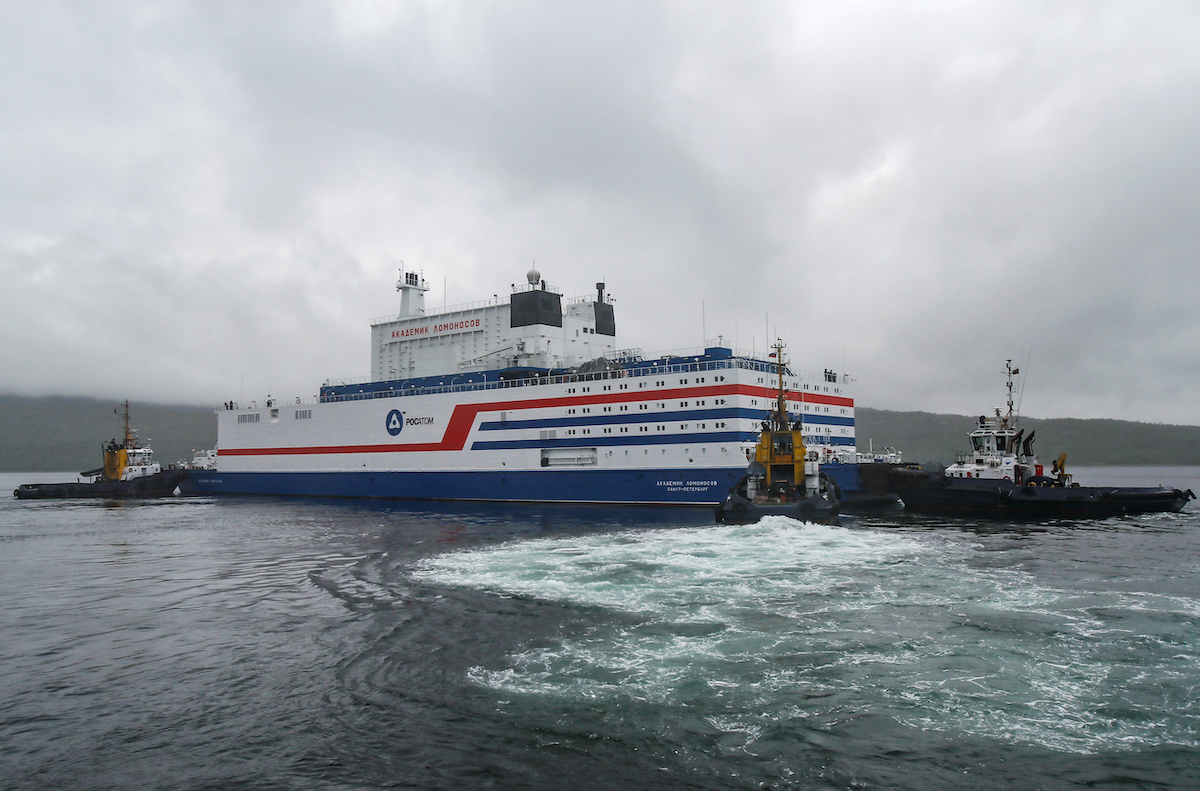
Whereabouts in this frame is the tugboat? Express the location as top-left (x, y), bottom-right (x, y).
top-left (715, 341), bottom-right (839, 524)
top-left (886, 361), bottom-right (1195, 518)
top-left (14, 401), bottom-right (187, 500)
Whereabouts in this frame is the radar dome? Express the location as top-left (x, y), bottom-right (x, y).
top-left (526, 268), bottom-right (541, 286)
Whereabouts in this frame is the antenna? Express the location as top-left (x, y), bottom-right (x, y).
top-left (1004, 359), bottom-right (1023, 424)
top-left (1016, 348), bottom-right (1032, 416)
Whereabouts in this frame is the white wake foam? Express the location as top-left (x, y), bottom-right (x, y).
top-left (413, 517), bottom-right (1200, 754)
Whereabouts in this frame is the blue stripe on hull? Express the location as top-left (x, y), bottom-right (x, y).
top-left (820, 462), bottom-right (859, 494)
top-left (182, 467), bottom-right (750, 505)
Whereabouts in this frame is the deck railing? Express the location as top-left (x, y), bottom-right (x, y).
top-left (228, 355), bottom-right (854, 410)
top-left (316, 357), bottom-right (771, 404)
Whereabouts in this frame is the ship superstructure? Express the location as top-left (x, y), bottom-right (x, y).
top-left (371, 268), bottom-right (617, 382)
top-left (186, 268), bottom-right (861, 504)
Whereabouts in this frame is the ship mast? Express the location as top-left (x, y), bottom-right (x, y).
top-left (395, 263), bottom-right (429, 318)
top-left (117, 400), bottom-right (133, 447)
top-left (1004, 359), bottom-right (1019, 427)
top-left (773, 340), bottom-right (789, 431)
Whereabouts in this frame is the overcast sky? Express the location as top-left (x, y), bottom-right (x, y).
top-left (3, 0), bottom-right (1199, 425)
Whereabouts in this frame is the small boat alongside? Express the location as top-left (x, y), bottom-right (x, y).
top-left (715, 342), bottom-right (839, 524)
top-left (885, 362), bottom-right (1195, 518)
top-left (14, 401), bottom-right (187, 500)
top-left (180, 448), bottom-right (218, 470)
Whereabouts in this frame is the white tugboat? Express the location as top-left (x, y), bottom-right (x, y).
top-left (941, 360), bottom-right (1057, 485)
top-left (887, 361), bottom-right (1195, 518)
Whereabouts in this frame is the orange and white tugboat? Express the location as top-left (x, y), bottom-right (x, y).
top-left (887, 361), bottom-right (1195, 518)
top-left (715, 341), bottom-right (839, 524)
top-left (14, 401), bottom-right (187, 499)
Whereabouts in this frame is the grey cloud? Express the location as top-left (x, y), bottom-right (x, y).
top-left (2, 1), bottom-right (1198, 424)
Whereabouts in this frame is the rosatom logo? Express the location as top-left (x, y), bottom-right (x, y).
top-left (385, 409), bottom-right (404, 436)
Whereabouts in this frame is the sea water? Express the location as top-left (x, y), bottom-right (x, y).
top-left (2, 468), bottom-right (1198, 790)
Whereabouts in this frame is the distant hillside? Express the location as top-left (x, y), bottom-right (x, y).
top-left (3, 395), bottom-right (1197, 472)
top-left (0, 395), bottom-right (216, 472)
top-left (856, 407), bottom-right (1200, 467)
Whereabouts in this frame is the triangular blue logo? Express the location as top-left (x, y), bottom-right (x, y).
top-left (385, 409), bottom-right (404, 436)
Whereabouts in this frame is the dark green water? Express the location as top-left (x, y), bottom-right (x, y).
top-left (3, 468), bottom-right (1198, 790)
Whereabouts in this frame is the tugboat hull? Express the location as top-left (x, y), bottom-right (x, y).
top-left (715, 491), bottom-right (839, 524)
top-left (888, 469), bottom-right (1194, 519)
top-left (14, 471), bottom-right (187, 500)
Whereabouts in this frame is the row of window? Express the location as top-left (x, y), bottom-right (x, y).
top-left (752, 375), bottom-right (841, 395)
top-left (565, 374), bottom-right (731, 395)
top-left (566, 398), bottom-right (731, 415)
top-left (239, 410), bottom-right (312, 422)
top-left (601, 447), bottom-right (727, 457)
top-left (564, 421), bottom-right (733, 436)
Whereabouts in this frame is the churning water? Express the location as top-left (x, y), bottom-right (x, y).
top-left (3, 468), bottom-right (1199, 790)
